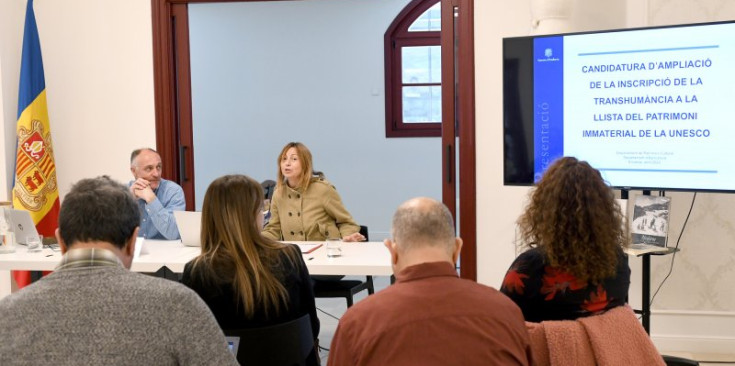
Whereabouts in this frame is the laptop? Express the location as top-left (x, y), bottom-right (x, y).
top-left (7, 209), bottom-right (54, 245)
top-left (173, 211), bottom-right (202, 247)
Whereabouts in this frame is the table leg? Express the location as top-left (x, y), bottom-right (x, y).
top-left (0, 270), bottom-right (12, 300)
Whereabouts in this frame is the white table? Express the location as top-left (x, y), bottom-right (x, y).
top-left (0, 240), bottom-right (392, 299)
top-left (0, 240), bottom-right (198, 273)
top-left (290, 241), bottom-right (393, 276)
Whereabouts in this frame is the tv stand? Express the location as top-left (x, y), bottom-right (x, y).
top-left (629, 247), bottom-right (678, 333)
top-left (621, 189), bottom-right (698, 366)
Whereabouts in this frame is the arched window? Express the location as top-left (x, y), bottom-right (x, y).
top-left (384, 0), bottom-right (441, 137)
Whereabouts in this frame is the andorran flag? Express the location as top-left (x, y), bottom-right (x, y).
top-left (12, 0), bottom-right (60, 289)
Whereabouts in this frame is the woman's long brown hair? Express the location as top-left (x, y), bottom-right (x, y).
top-left (190, 174), bottom-right (302, 318)
top-left (517, 157), bottom-right (629, 283)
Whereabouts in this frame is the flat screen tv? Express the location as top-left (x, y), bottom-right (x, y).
top-left (503, 21), bottom-right (735, 192)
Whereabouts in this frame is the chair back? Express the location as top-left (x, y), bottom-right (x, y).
top-left (224, 314), bottom-right (314, 366)
top-left (526, 306), bottom-right (665, 366)
top-left (261, 180), bottom-right (277, 200)
top-left (359, 225), bottom-right (369, 241)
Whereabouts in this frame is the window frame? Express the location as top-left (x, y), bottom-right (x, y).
top-left (384, 0), bottom-right (442, 138)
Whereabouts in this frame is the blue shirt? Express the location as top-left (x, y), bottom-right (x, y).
top-left (129, 178), bottom-right (185, 240)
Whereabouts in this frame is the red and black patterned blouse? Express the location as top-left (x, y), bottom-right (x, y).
top-left (500, 247), bottom-right (630, 322)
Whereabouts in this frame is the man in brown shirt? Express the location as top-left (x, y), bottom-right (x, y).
top-left (328, 197), bottom-right (532, 366)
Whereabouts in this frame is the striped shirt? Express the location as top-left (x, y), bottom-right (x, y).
top-left (56, 248), bottom-right (122, 270)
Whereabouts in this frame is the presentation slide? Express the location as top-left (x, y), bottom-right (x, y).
top-left (532, 23), bottom-right (735, 190)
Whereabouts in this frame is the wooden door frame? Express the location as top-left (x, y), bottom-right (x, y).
top-left (441, 0), bottom-right (475, 280)
top-left (150, 0), bottom-right (476, 280)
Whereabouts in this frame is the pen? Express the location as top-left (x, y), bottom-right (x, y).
top-left (308, 257), bottom-right (314, 261)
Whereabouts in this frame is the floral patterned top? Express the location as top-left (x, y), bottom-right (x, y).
top-left (500, 247), bottom-right (630, 322)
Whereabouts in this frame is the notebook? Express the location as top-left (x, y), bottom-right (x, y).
top-left (173, 211), bottom-right (202, 247)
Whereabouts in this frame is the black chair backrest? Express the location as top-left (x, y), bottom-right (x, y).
top-left (223, 314), bottom-right (313, 366)
top-left (261, 180), bottom-right (276, 200)
top-left (359, 225), bottom-right (369, 241)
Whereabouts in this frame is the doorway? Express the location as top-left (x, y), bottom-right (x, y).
top-left (150, 0), bottom-right (476, 280)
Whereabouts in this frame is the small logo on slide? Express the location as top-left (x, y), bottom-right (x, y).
top-left (536, 48), bottom-right (560, 63)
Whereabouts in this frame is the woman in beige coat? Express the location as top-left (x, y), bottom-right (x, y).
top-left (262, 142), bottom-right (365, 243)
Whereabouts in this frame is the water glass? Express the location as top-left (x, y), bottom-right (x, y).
top-left (326, 238), bottom-right (342, 258)
top-left (27, 235), bottom-right (42, 252)
top-left (0, 230), bottom-right (15, 254)
top-left (0, 207), bottom-right (15, 254)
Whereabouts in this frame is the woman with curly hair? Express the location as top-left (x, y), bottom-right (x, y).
top-left (500, 157), bottom-right (631, 322)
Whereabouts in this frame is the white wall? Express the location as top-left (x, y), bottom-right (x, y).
top-left (0, 0), bottom-right (156, 203)
top-left (640, 0), bottom-right (735, 355)
top-left (188, 0), bottom-right (441, 239)
top-left (0, 60), bottom-right (7, 201)
top-left (0, 0), bottom-right (26, 201)
top-left (475, 0), bottom-right (533, 293)
top-left (476, 0), bottom-right (628, 286)
top-left (476, 0), bottom-right (735, 356)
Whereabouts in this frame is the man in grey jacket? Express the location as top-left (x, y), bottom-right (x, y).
top-left (0, 176), bottom-right (237, 365)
